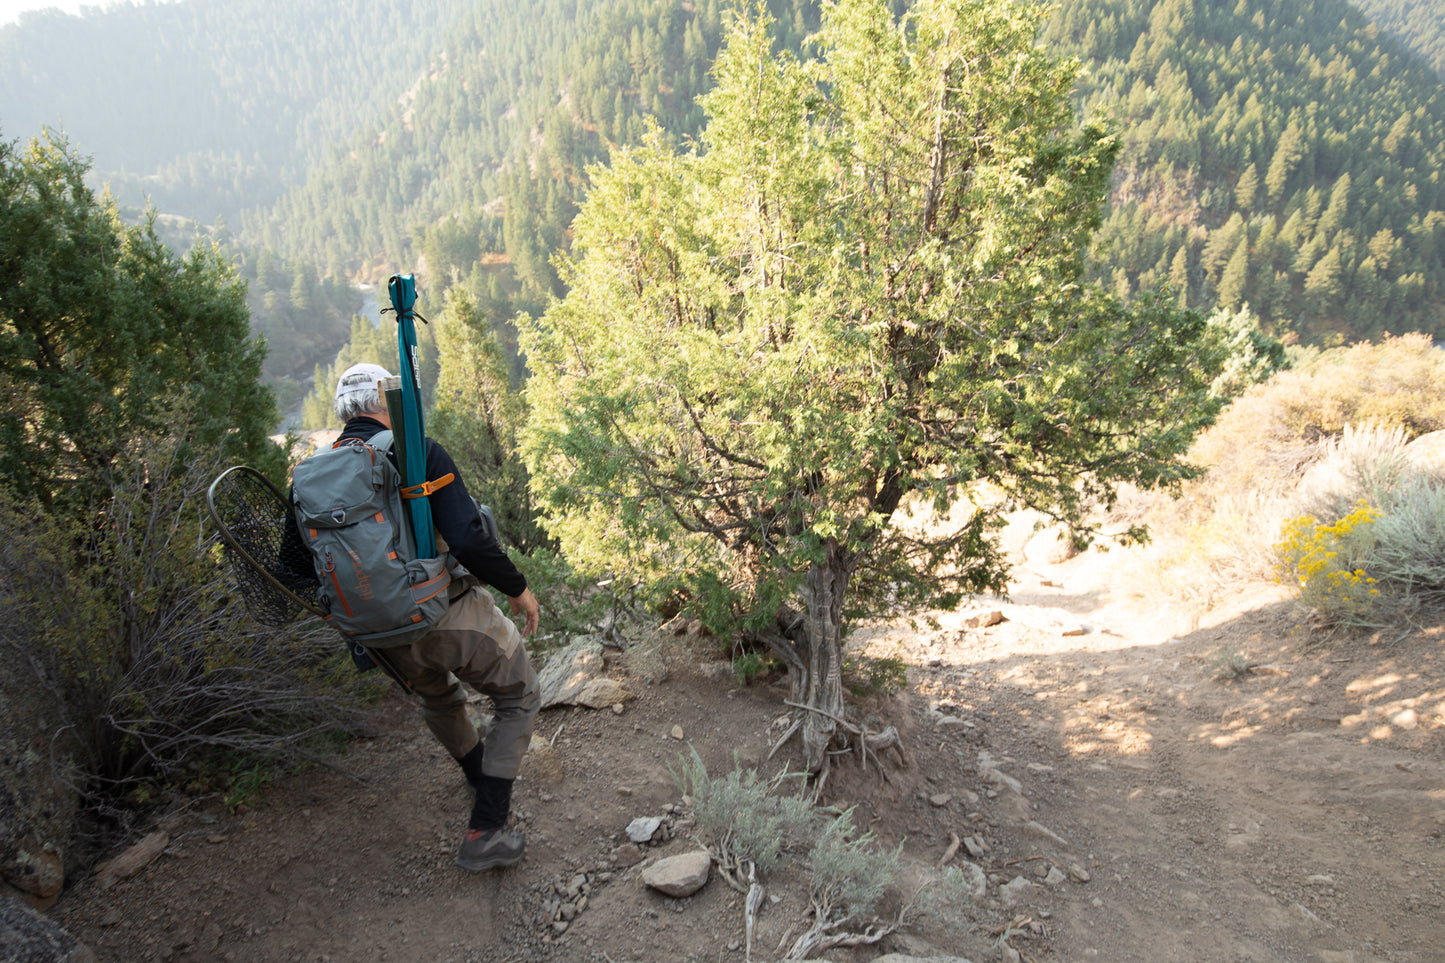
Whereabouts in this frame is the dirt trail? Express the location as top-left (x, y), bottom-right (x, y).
top-left (51, 544), bottom-right (1445, 963)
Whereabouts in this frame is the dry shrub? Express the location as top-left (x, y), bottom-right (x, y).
top-left (1120, 334), bottom-right (1445, 622)
top-left (0, 432), bottom-right (377, 841)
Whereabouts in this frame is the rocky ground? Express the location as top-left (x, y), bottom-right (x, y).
top-left (36, 540), bottom-right (1445, 963)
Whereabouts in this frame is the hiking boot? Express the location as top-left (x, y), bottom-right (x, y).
top-left (455, 828), bottom-right (525, 872)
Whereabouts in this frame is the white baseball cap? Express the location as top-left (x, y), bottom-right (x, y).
top-left (334, 362), bottom-right (392, 401)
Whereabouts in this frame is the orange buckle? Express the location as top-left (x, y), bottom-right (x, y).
top-left (400, 473), bottom-right (455, 499)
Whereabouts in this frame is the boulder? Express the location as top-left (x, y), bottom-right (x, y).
top-left (0, 893), bottom-right (96, 962)
top-left (1, 660), bottom-right (81, 911)
top-left (641, 850), bottom-right (711, 897)
top-left (536, 636), bottom-right (606, 709)
top-left (575, 678), bottom-right (634, 709)
top-left (1405, 430), bottom-right (1445, 474)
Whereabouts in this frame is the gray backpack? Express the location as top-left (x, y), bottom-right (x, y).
top-left (290, 430), bottom-right (452, 648)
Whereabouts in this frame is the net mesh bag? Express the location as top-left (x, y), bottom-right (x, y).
top-left (207, 466), bottom-right (320, 626)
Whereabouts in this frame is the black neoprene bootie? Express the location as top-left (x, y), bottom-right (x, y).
top-left (455, 742), bottom-right (485, 794)
top-left (469, 773), bottom-right (513, 831)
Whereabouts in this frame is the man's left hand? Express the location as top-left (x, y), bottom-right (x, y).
top-left (509, 588), bottom-right (540, 637)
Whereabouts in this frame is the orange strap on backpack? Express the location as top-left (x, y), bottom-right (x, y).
top-left (400, 473), bottom-right (454, 499)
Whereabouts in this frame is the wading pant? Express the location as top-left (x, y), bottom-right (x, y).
top-left (380, 586), bottom-right (539, 779)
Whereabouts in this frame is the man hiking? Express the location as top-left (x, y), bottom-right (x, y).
top-left (295, 361), bottom-right (541, 872)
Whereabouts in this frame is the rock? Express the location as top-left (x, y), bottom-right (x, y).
top-left (1305, 874), bottom-right (1336, 887)
top-left (1290, 903), bottom-right (1322, 923)
top-left (950, 861), bottom-right (987, 900)
top-left (962, 836), bottom-right (987, 859)
top-left (1002, 947), bottom-right (1023, 963)
top-left (871, 955), bottom-right (976, 963)
top-left (1025, 524), bottom-right (1077, 564)
top-left (4, 838), bottom-right (63, 901)
top-left (0, 893), bottom-right (97, 962)
top-left (1043, 866), bottom-right (1068, 887)
top-left (671, 725), bottom-right (685, 740)
top-left (1391, 709), bottom-right (1419, 730)
top-left (700, 662), bottom-right (734, 682)
top-left (520, 734), bottom-right (564, 786)
top-left (611, 843), bottom-right (645, 867)
top-left (1404, 430), bottom-right (1445, 474)
top-left (94, 831), bottom-right (168, 890)
top-left (536, 636), bottom-right (606, 709)
top-left (641, 850), bottom-right (711, 897)
top-left (980, 767), bottom-right (1023, 795)
top-left (575, 678), bottom-right (634, 709)
top-left (999, 876), bottom-right (1035, 906)
top-left (929, 793), bottom-right (952, 808)
top-left (0, 669), bottom-right (82, 911)
top-left (963, 610), bottom-right (1005, 629)
top-left (626, 816), bottom-right (663, 843)
top-left (1068, 863), bottom-right (1091, 883)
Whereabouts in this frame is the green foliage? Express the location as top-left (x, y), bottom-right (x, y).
top-left (507, 546), bottom-right (626, 649)
top-left (1204, 304), bottom-right (1289, 399)
top-left (732, 650), bottom-right (781, 685)
top-left (0, 0), bottom-right (477, 229)
top-left (222, 759), bottom-right (274, 813)
top-left (1206, 645), bottom-right (1251, 681)
top-left (0, 132), bottom-right (284, 510)
top-left (842, 654), bottom-right (908, 697)
top-left (805, 808), bottom-right (899, 920)
top-left (521, 0), bottom-right (1224, 685)
top-left (429, 288), bottom-right (550, 553)
top-left (671, 748), bottom-right (814, 876)
top-left (1045, 0), bottom-right (1445, 342)
top-left (1348, 0), bottom-right (1445, 76)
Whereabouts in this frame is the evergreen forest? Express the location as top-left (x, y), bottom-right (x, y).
top-left (2, 0), bottom-right (1443, 411)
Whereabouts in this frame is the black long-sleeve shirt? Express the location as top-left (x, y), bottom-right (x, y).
top-left (285, 417), bottom-right (527, 599)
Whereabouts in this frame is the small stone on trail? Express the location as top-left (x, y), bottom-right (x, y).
top-left (963, 836), bottom-right (987, 858)
top-left (929, 793), bottom-right (952, 807)
top-left (641, 850), bottom-right (711, 897)
top-left (626, 816), bottom-right (663, 843)
top-left (611, 843), bottom-right (644, 867)
top-left (1000, 876), bottom-right (1035, 906)
top-left (1044, 866), bottom-right (1068, 887)
top-left (671, 725), bottom-right (685, 740)
top-left (612, 703), bottom-right (625, 715)
top-left (964, 610), bottom-right (1005, 629)
top-left (1068, 863), bottom-right (1091, 883)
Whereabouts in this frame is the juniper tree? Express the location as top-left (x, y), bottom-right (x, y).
top-left (520, 0), bottom-right (1225, 778)
top-left (0, 131), bottom-right (282, 510)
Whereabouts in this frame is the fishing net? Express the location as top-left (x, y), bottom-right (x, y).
top-left (206, 466), bottom-right (321, 626)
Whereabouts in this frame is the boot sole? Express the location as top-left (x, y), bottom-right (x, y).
top-left (455, 846), bottom-right (524, 872)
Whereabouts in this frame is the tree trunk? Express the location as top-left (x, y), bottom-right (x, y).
top-left (796, 539), bottom-right (851, 774)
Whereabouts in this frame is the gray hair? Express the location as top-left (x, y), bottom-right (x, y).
top-left (334, 385), bottom-right (385, 422)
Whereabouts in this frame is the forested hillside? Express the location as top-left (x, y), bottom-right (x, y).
top-left (1346, 0), bottom-right (1445, 76)
top-left (1044, 0), bottom-right (1445, 342)
top-left (4, 0), bottom-right (1444, 392)
top-left (0, 0), bottom-right (474, 225)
